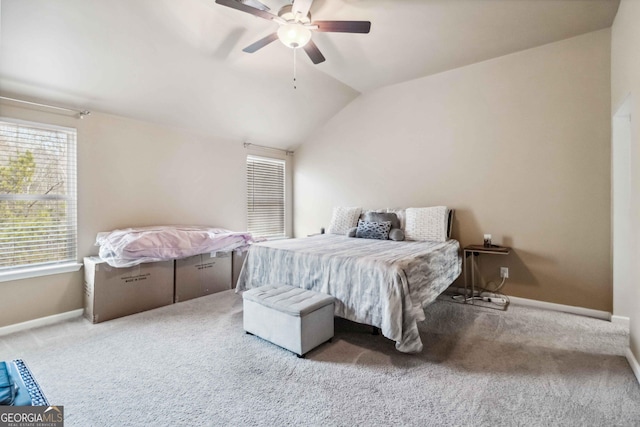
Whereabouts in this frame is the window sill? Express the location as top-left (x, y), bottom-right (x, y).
top-left (0, 262), bottom-right (83, 283)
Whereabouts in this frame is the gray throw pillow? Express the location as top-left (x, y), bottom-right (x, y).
top-left (364, 212), bottom-right (400, 230)
top-left (389, 228), bottom-right (405, 241)
top-left (346, 227), bottom-right (357, 237)
top-left (364, 212), bottom-right (404, 241)
top-left (355, 220), bottom-right (391, 240)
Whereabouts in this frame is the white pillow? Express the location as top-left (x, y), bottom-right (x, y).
top-left (327, 207), bottom-right (362, 235)
top-left (404, 206), bottom-right (449, 242)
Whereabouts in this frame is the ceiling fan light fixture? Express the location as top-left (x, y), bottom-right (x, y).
top-left (277, 23), bottom-right (311, 48)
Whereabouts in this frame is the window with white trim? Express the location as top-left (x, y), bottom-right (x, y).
top-left (246, 155), bottom-right (285, 239)
top-left (0, 118), bottom-right (77, 272)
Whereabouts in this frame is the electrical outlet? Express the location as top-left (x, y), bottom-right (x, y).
top-left (500, 267), bottom-right (509, 278)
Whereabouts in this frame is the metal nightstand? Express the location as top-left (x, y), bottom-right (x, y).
top-left (463, 244), bottom-right (511, 305)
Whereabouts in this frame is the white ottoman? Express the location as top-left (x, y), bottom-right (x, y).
top-left (243, 285), bottom-right (335, 357)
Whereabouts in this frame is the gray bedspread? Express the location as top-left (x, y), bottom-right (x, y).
top-left (236, 234), bottom-right (462, 353)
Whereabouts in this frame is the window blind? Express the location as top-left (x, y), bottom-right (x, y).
top-left (247, 155), bottom-right (285, 239)
top-left (0, 119), bottom-right (77, 271)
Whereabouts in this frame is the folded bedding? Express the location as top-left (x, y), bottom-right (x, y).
top-left (96, 225), bottom-right (257, 267)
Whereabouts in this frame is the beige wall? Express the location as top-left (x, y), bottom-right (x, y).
top-left (0, 102), bottom-right (283, 327)
top-left (611, 0), bottom-right (640, 364)
top-left (294, 30), bottom-right (612, 311)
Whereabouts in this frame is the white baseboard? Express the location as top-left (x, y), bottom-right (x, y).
top-left (611, 315), bottom-right (631, 329)
top-left (0, 309), bottom-right (84, 337)
top-left (626, 347), bottom-right (640, 386)
top-left (508, 296), bottom-right (611, 321)
top-left (445, 287), bottom-right (612, 320)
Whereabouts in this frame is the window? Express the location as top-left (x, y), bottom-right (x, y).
top-left (246, 155), bottom-right (285, 239)
top-left (0, 118), bottom-right (77, 274)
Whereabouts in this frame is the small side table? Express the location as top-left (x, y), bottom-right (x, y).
top-left (463, 244), bottom-right (511, 304)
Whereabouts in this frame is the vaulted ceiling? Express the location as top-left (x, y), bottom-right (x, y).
top-left (0, 0), bottom-right (619, 149)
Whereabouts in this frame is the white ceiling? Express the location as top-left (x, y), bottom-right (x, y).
top-left (0, 0), bottom-right (619, 149)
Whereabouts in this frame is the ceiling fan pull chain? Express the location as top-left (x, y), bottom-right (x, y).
top-left (293, 46), bottom-right (297, 89)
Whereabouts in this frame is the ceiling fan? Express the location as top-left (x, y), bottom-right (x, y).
top-left (215, 0), bottom-right (371, 64)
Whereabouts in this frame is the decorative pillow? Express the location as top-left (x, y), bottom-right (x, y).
top-left (404, 206), bottom-right (449, 242)
top-left (355, 220), bottom-right (391, 240)
top-left (327, 207), bottom-right (362, 235)
top-left (389, 228), bottom-right (405, 241)
top-left (363, 212), bottom-right (400, 230)
top-left (358, 209), bottom-right (386, 220)
top-left (364, 212), bottom-right (404, 241)
top-left (386, 208), bottom-right (406, 230)
top-left (347, 227), bottom-right (357, 237)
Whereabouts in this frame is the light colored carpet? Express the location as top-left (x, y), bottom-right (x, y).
top-left (1, 290), bottom-right (639, 426)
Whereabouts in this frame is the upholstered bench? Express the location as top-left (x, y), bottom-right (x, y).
top-left (242, 285), bottom-right (335, 357)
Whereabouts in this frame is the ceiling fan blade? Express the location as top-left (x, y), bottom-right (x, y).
top-left (238, 0), bottom-right (270, 11)
top-left (313, 20), bottom-right (371, 34)
top-left (215, 0), bottom-right (278, 21)
top-left (303, 40), bottom-right (325, 64)
top-left (242, 33), bottom-right (279, 53)
top-left (292, 0), bottom-right (313, 20)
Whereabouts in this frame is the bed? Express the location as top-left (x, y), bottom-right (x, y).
top-left (236, 233), bottom-right (462, 353)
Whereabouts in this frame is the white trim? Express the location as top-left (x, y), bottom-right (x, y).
top-left (506, 296), bottom-right (611, 320)
top-left (0, 262), bottom-right (82, 283)
top-left (613, 92), bottom-right (632, 118)
top-left (626, 347), bottom-right (640, 386)
top-left (611, 315), bottom-right (631, 328)
top-left (0, 308), bottom-right (84, 337)
top-left (445, 287), bottom-right (612, 320)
